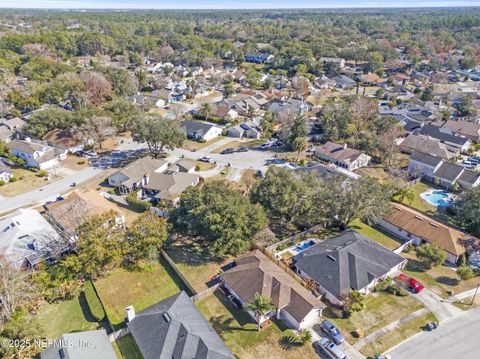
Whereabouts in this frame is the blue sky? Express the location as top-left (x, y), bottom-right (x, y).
top-left (2, 0), bottom-right (480, 8)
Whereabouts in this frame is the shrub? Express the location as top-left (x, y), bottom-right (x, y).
top-left (457, 253), bottom-right (467, 267)
top-left (352, 329), bottom-right (365, 338)
top-left (0, 180), bottom-right (5, 186)
top-left (457, 266), bottom-right (475, 281)
top-left (36, 170), bottom-right (48, 177)
top-left (9, 176), bottom-right (17, 182)
top-left (77, 160), bottom-right (86, 165)
top-left (374, 277), bottom-right (392, 292)
top-left (28, 167), bottom-right (39, 172)
top-left (126, 191), bottom-right (151, 212)
top-left (195, 164), bottom-right (200, 171)
top-left (403, 243), bottom-right (415, 253)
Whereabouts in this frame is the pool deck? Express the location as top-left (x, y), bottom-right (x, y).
top-left (420, 189), bottom-right (455, 207)
top-left (275, 238), bottom-right (320, 259)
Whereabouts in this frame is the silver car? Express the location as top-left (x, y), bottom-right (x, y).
top-left (316, 338), bottom-right (347, 359)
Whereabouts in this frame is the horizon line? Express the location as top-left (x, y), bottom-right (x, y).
top-left (2, 5), bottom-right (480, 10)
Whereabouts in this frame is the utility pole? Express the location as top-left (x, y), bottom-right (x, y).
top-left (471, 283), bottom-right (480, 306)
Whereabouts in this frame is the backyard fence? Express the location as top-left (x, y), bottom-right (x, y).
top-left (160, 249), bottom-right (197, 295)
top-left (191, 283), bottom-right (220, 303)
top-left (266, 220), bottom-right (331, 252)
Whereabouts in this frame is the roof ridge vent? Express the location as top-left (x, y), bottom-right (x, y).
top-left (414, 215), bottom-right (423, 220)
top-left (429, 222), bottom-right (439, 228)
top-left (163, 312), bottom-right (171, 323)
top-left (327, 255), bottom-right (336, 261)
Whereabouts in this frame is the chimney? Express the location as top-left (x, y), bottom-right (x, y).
top-left (143, 173), bottom-right (150, 185)
top-left (126, 305), bottom-right (135, 322)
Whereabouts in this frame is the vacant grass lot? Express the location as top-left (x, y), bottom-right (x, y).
top-left (112, 334), bottom-right (143, 359)
top-left (94, 259), bottom-right (189, 327)
top-left (166, 240), bottom-right (231, 293)
top-left (0, 168), bottom-right (61, 197)
top-left (349, 219), bottom-right (401, 250)
top-left (196, 292), bottom-right (319, 359)
top-left (325, 292), bottom-right (423, 344)
top-left (32, 294), bottom-right (100, 340)
top-left (359, 312), bottom-right (437, 357)
top-left (402, 252), bottom-right (480, 299)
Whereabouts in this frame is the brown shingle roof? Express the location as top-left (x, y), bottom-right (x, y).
top-left (382, 203), bottom-right (467, 256)
top-left (315, 141), bottom-right (365, 165)
top-left (221, 250), bottom-right (325, 322)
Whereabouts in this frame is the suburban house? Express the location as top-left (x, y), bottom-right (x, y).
top-left (42, 128), bottom-right (88, 152)
top-left (416, 124), bottom-right (471, 152)
top-left (40, 330), bottom-right (116, 359)
top-left (0, 208), bottom-right (62, 269)
top-left (378, 203), bottom-right (468, 264)
top-left (0, 117), bottom-right (26, 142)
top-left (399, 134), bottom-right (459, 160)
top-left (245, 53), bottom-right (274, 64)
top-left (441, 120), bottom-right (480, 143)
top-left (211, 103), bottom-right (238, 120)
top-left (292, 230), bottom-right (406, 305)
top-left (107, 156), bottom-right (169, 194)
top-left (227, 117), bottom-right (262, 139)
top-left (182, 120), bottom-right (223, 142)
top-left (44, 189), bottom-right (125, 236)
top-left (0, 160), bottom-right (13, 183)
top-left (126, 291), bottom-right (234, 359)
top-left (315, 142), bottom-right (371, 171)
top-left (319, 57), bottom-right (346, 68)
top-left (332, 75), bottom-right (356, 89)
top-left (408, 151), bottom-right (480, 188)
top-left (221, 250), bottom-right (326, 330)
top-left (142, 170), bottom-right (200, 206)
top-left (8, 139), bottom-right (67, 170)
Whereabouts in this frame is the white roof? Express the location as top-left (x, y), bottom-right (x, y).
top-left (0, 208), bottom-right (60, 268)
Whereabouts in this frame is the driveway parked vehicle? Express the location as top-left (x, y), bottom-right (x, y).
top-left (396, 273), bottom-right (425, 293)
top-left (320, 319), bottom-right (345, 344)
top-left (198, 156), bottom-right (214, 163)
top-left (236, 146), bottom-right (249, 152)
top-left (315, 338), bottom-right (346, 359)
top-left (221, 148), bottom-right (235, 154)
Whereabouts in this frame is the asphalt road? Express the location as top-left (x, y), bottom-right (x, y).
top-left (387, 308), bottom-right (480, 359)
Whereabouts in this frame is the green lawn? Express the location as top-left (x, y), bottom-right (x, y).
top-left (325, 292), bottom-right (423, 344)
top-left (393, 182), bottom-right (437, 214)
top-left (196, 292), bottom-right (319, 359)
top-left (94, 259), bottom-right (189, 328)
top-left (181, 136), bottom-right (225, 151)
top-left (359, 312), bottom-right (437, 357)
top-left (32, 294), bottom-right (100, 339)
top-left (402, 252), bottom-right (480, 299)
top-left (112, 334), bottom-right (144, 359)
top-left (165, 241), bottom-right (231, 293)
top-left (349, 219), bottom-right (401, 250)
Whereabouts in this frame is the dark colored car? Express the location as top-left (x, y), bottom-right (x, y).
top-left (221, 148), bottom-right (235, 154)
top-left (236, 146), bottom-right (249, 152)
top-left (320, 319), bottom-right (345, 344)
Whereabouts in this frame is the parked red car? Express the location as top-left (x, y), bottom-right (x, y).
top-left (396, 273), bottom-right (425, 293)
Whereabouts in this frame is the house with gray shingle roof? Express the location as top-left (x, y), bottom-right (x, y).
top-left (315, 141), bottom-right (371, 171)
top-left (408, 151), bottom-right (480, 189)
top-left (107, 156), bottom-right (169, 194)
top-left (127, 291), bottom-right (234, 359)
top-left (40, 330), bottom-right (116, 359)
top-left (292, 230), bottom-right (406, 305)
top-left (7, 139), bottom-right (67, 170)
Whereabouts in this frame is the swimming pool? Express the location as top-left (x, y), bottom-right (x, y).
top-left (290, 240), bottom-right (317, 255)
top-left (420, 190), bottom-right (453, 207)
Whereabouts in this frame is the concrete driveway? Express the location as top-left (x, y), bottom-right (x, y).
top-left (309, 322), bottom-right (365, 359)
top-left (407, 286), bottom-right (463, 322)
top-left (387, 308), bottom-right (477, 359)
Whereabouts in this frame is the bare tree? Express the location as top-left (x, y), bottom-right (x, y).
top-left (291, 76), bottom-right (310, 99)
top-left (79, 71), bottom-right (112, 106)
top-left (45, 198), bottom-right (91, 245)
top-left (349, 96), bottom-right (378, 145)
top-left (80, 116), bottom-right (115, 150)
top-left (150, 44), bottom-right (174, 63)
top-left (0, 256), bottom-right (35, 324)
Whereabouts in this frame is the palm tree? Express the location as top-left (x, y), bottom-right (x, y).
top-left (247, 293), bottom-right (275, 331)
top-left (200, 103), bottom-right (211, 122)
top-left (292, 136), bottom-right (308, 162)
top-left (298, 329), bottom-right (312, 345)
top-left (393, 186), bottom-right (415, 205)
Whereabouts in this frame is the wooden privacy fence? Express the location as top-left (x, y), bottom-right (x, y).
top-left (160, 248), bottom-right (197, 295)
